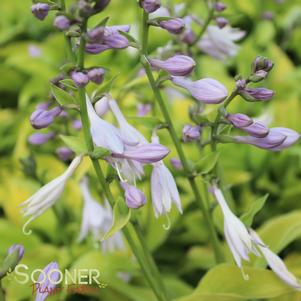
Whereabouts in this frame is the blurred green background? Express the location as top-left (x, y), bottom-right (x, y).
top-left (1, 0), bottom-right (301, 300)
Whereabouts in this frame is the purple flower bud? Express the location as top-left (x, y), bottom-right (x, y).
top-left (252, 56), bottom-right (274, 73)
top-left (8, 244), bottom-right (25, 261)
top-left (113, 143), bottom-right (170, 164)
top-left (137, 103), bottom-right (152, 117)
top-left (87, 68), bottom-right (105, 84)
top-left (268, 128), bottom-right (300, 151)
top-left (87, 27), bottom-right (105, 43)
top-left (31, 3), bottom-right (50, 20)
top-left (56, 147), bottom-right (74, 161)
top-left (95, 97), bottom-right (110, 116)
top-left (182, 125), bottom-right (201, 142)
top-left (226, 113), bottom-right (253, 128)
top-left (181, 29), bottom-right (196, 45)
top-left (149, 55), bottom-right (196, 76)
top-left (215, 17), bottom-right (228, 29)
top-left (249, 70), bottom-right (268, 83)
top-left (85, 43), bottom-right (110, 54)
top-left (28, 132), bottom-right (55, 145)
top-left (235, 79), bottom-right (247, 89)
top-left (170, 158), bottom-right (182, 170)
top-left (241, 122), bottom-right (269, 138)
top-left (159, 18), bottom-right (185, 34)
top-left (172, 76), bottom-right (228, 104)
top-left (54, 16), bottom-right (71, 31)
top-left (30, 107), bottom-right (62, 129)
top-left (239, 87), bottom-right (274, 102)
top-left (103, 31), bottom-right (129, 49)
top-left (71, 71), bottom-right (89, 87)
top-left (94, 0), bottom-right (111, 12)
top-left (72, 119), bottom-right (82, 130)
top-left (121, 182), bottom-right (147, 209)
top-left (140, 0), bottom-right (161, 13)
top-left (215, 2), bottom-right (227, 11)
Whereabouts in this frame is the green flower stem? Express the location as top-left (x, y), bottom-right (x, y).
top-left (140, 11), bottom-right (223, 264)
top-left (75, 20), bottom-right (168, 301)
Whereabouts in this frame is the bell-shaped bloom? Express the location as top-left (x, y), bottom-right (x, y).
top-left (54, 16), bottom-right (71, 31)
top-left (234, 127), bottom-right (300, 151)
top-left (140, 0), bottom-right (161, 13)
top-left (30, 107), bottom-right (62, 129)
top-left (78, 178), bottom-right (111, 242)
top-left (19, 156), bottom-right (82, 235)
top-left (239, 87), bottom-right (274, 102)
top-left (211, 184), bottom-right (258, 276)
top-left (71, 71), bottom-right (89, 87)
top-left (121, 182), bottom-right (147, 209)
top-left (86, 96), bottom-right (124, 154)
top-left (34, 262), bottom-right (60, 301)
top-left (159, 18), bottom-right (185, 34)
top-left (31, 3), bottom-right (50, 21)
top-left (108, 97), bottom-right (147, 146)
top-left (198, 25), bottom-right (245, 60)
top-left (28, 132), bottom-right (55, 145)
top-left (250, 230), bottom-right (301, 290)
top-left (182, 125), bottom-right (201, 142)
top-left (149, 55), bottom-right (195, 76)
top-left (172, 76), bottom-right (228, 104)
top-left (226, 113), bottom-right (253, 128)
top-left (56, 147), bottom-right (74, 161)
top-left (87, 68), bottom-right (105, 84)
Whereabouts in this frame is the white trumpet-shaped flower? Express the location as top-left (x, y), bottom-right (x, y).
top-left (20, 156), bottom-right (82, 235)
top-left (250, 230), bottom-right (301, 290)
top-left (86, 95), bottom-right (124, 154)
top-left (211, 184), bottom-right (258, 278)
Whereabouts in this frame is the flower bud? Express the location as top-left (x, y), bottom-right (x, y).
top-left (87, 68), bottom-right (105, 84)
top-left (54, 16), bottom-right (71, 31)
top-left (149, 55), bottom-right (196, 76)
top-left (139, 0), bottom-right (161, 13)
top-left (78, 0), bottom-right (94, 17)
top-left (172, 76), bottom-right (228, 104)
top-left (170, 158), bottom-right (183, 170)
top-left (56, 147), bottom-right (74, 161)
top-left (103, 31), bottom-right (129, 49)
top-left (121, 182), bottom-right (146, 209)
top-left (87, 27), bottom-right (105, 43)
top-left (28, 132), bottom-right (55, 145)
top-left (71, 71), bottom-right (89, 87)
top-left (31, 3), bottom-right (50, 20)
top-left (239, 87), bottom-right (274, 102)
top-left (252, 56), bottom-right (274, 73)
top-left (30, 107), bottom-right (62, 129)
top-left (85, 44), bottom-right (110, 54)
top-left (235, 79), bottom-right (247, 89)
top-left (181, 29), bottom-right (196, 45)
top-left (182, 125), bottom-right (201, 142)
top-left (159, 18), bottom-right (185, 34)
top-left (215, 17), bottom-right (228, 29)
top-left (7, 244), bottom-right (25, 261)
top-left (93, 0), bottom-right (111, 13)
top-left (249, 70), bottom-right (268, 83)
top-left (226, 113), bottom-right (253, 128)
top-left (95, 97), bottom-right (110, 116)
top-left (214, 2), bottom-right (227, 12)
top-left (137, 103), bottom-right (152, 117)
top-left (241, 122), bottom-right (269, 138)
top-left (72, 119), bottom-right (82, 130)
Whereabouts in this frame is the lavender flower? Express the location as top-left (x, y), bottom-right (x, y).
top-left (215, 2), bottom-right (227, 11)
top-left (172, 76), bottom-right (228, 104)
top-left (54, 16), bottom-right (71, 31)
top-left (34, 262), bottom-right (60, 301)
top-left (56, 147), bottom-right (74, 161)
top-left (87, 68), bottom-right (105, 84)
top-left (19, 156), bottom-right (82, 235)
top-left (121, 182), bottom-right (147, 209)
top-left (182, 125), bottom-right (201, 142)
top-left (31, 3), bottom-right (50, 21)
top-left (226, 113), bottom-right (253, 128)
top-left (140, 0), bottom-right (161, 13)
top-left (159, 18), bottom-right (185, 34)
top-left (149, 55), bottom-right (196, 76)
top-left (239, 87), bottom-right (274, 102)
top-left (103, 30), bottom-right (129, 49)
top-left (28, 132), bottom-right (55, 145)
top-left (71, 71), bottom-right (89, 87)
top-left (30, 107), bottom-right (62, 129)
top-left (87, 27), bottom-right (105, 43)
top-left (240, 122), bottom-right (269, 138)
top-left (95, 97), bottom-right (110, 117)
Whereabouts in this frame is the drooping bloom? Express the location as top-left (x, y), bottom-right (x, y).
top-left (172, 76), bottom-right (228, 104)
top-left (28, 132), bottom-right (55, 145)
top-left (54, 16), bottom-right (71, 31)
top-left (234, 127), bottom-right (300, 151)
top-left (31, 3), bottom-right (50, 21)
top-left (120, 182), bottom-right (147, 209)
top-left (34, 262), bottom-right (60, 301)
top-left (140, 0), bottom-right (161, 13)
top-left (182, 125), bottom-right (201, 142)
top-left (30, 107), bottom-right (62, 129)
top-left (19, 156), bottom-right (82, 235)
top-left (86, 96), bottom-right (124, 154)
top-left (149, 55), bottom-right (196, 76)
top-left (159, 18), bottom-right (185, 34)
top-left (210, 184), bottom-right (258, 277)
top-left (250, 230), bottom-right (301, 290)
top-left (198, 25), bottom-right (245, 60)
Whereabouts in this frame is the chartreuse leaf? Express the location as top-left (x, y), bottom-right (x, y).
top-left (60, 135), bottom-right (87, 154)
top-left (240, 194), bottom-right (268, 227)
top-left (50, 83), bottom-right (76, 105)
top-left (194, 151), bottom-right (220, 174)
top-left (102, 197), bottom-right (131, 241)
top-left (176, 264), bottom-right (294, 301)
top-left (92, 75), bottom-right (119, 101)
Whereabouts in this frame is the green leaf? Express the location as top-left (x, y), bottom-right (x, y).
top-left (240, 194), bottom-right (268, 227)
top-left (60, 135), bottom-right (87, 154)
top-left (194, 152), bottom-right (220, 174)
top-left (50, 83), bottom-right (76, 105)
top-left (118, 30), bottom-right (139, 45)
top-left (88, 147), bottom-right (111, 159)
top-left (102, 197), bottom-right (131, 241)
top-left (91, 75), bottom-right (119, 101)
top-left (59, 79), bottom-right (77, 90)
